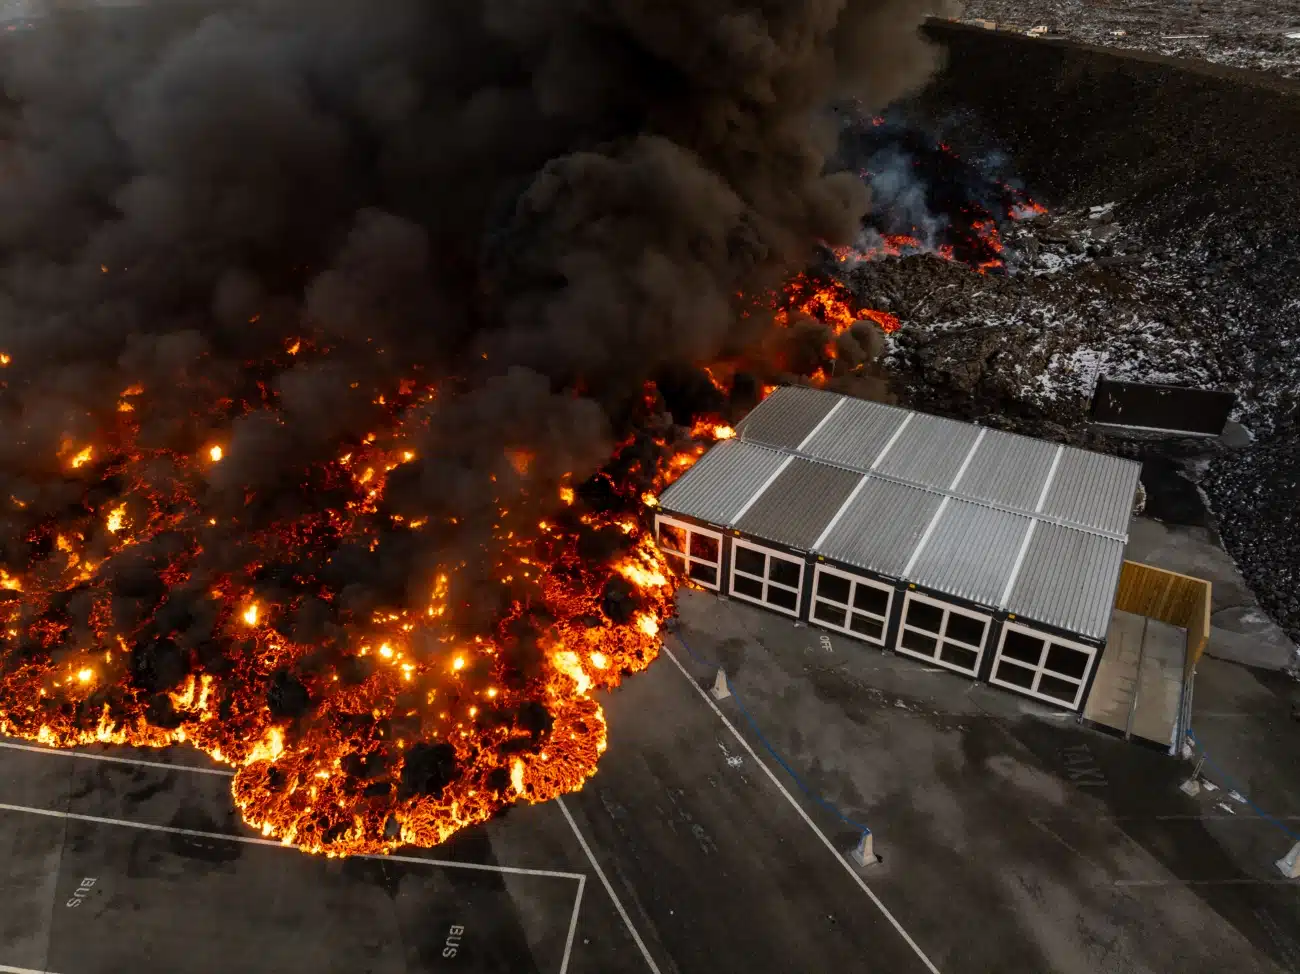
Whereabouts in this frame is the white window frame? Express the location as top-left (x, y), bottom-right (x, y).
top-left (895, 591), bottom-right (990, 678)
top-left (654, 515), bottom-right (723, 591)
top-left (728, 538), bottom-right (804, 618)
top-left (989, 621), bottom-right (1098, 710)
top-left (809, 564), bottom-right (893, 647)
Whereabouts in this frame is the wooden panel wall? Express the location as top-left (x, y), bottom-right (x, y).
top-left (1115, 560), bottom-right (1212, 666)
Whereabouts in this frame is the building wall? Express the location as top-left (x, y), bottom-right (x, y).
top-left (657, 517), bottom-right (1107, 712)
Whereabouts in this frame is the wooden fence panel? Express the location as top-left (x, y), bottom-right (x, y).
top-left (1115, 560), bottom-right (1212, 666)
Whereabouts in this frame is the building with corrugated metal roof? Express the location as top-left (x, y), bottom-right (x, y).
top-left (655, 386), bottom-right (1143, 712)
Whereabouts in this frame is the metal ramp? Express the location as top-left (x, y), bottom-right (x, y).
top-left (1083, 609), bottom-right (1190, 752)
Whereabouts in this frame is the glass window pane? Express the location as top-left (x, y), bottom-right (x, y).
top-left (939, 644), bottom-right (978, 672)
top-left (689, 532), bottom-right (719, 563)
top-left (734, 545), bottom-right (765, 578)
top-left (1001, 629), bottom-right (1045, 665)
top-left (663, 551), bottom-right (686, 575)
top-left (848, 614), bottom-right (884, 642)
top-left (852, 584), bottom-right (889, 616)
top-left (816, 571), bottom-right (851, 606)
top-left (732, 574), bottom-right (763, 599)
top-left (994, 661), bottom-right (1035, 689)
top-left (767, 586), bottom-right (798, 612)
top-left (768, 557), bottom-right (801, 589)
top-left (1045, 644), bottom-right (1090, 680)
top-left (813, 601), bottom-right (847, 629)
top-left (1038, 675), bottom-right (1080, 704)
top-left (906, 599), bottom-right (943, 634)
top-left (901, 629), bottom-right (938, 657)
top-left (658, 521), bottom-right (687, 553)
top-left (945, 611), bottom-right (986, 648)
top-left (689, 563), bottom-right (718, 587)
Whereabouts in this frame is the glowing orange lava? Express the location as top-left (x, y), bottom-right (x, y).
top-left (775, 274), bottom-right (900, 337)
top-left (0, 376), bottom-right (684, 857)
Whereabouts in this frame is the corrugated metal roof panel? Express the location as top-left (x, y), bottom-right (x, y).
top-left (909, 499), bottom-right (1032, 607)
top-left (1005, 521), bottom-right (1126, 640)
top-left (800, 396), bottom-right (909, 471)
top-left (736, 385), bottom-right (840, 450)
top-left (1040, 447), bottom-right (1141, 535)
top-left (734, 459), bottom-right (862, 551)
top-left (815, 476), bottom-right (943, 578)
top-left (667, 388), bottom-right (1139, 640)
top-left (957, 430), bottom-right (1059, 511)
top-left (656, 439), bottom-right (787, 526)
top-left (874, 412), bottom-right (983, 488)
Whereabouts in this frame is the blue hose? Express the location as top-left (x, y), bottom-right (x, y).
top-left (1186, 728), bottom-right (1299, 842)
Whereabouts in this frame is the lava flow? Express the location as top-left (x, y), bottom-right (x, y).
top-left (833, 113), bottom-right (1050, 273)
top-left (0, 365), bottom-right (733, 855)
top-left (778, 273), bottom-right (900, 336)
top-left (0, 224), bottom-right (1005, 857)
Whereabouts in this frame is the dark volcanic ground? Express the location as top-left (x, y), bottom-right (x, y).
top-left (840, 22), bottom-right (1300, 653)
top-left (956, 0), bottom-right (1300, 79)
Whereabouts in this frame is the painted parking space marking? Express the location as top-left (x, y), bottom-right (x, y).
top-left (662, 641), bottom-right (942, 974)
top-left (0, 801), bottom-right (587, 974)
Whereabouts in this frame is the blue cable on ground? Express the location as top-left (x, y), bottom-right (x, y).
top-left (1186, 728), bottom-right (1299, 842)
top-left (673, 630), bottom-right (871, 838)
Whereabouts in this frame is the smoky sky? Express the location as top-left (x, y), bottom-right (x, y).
top-left (0, 0), bottom-right (952, 636)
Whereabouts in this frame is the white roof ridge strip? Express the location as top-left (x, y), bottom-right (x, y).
top-left (812, 474), bottom-right (870, 550)
top-left (948, 427), bottom-right (987, 491)
top-left (997, 444), bottom-right (1066, 608)
top-left (728, 455), bottom-right (794, 526)
top-left (998, 521), bottom-right (1039, 608)
top-left (903, 496), bottom-right (950, 576)
top-left (900, 427), bottom-right (988, 577)
top-left (1035, 444), bottom-right (1066, 512)
top-left (796, 397), bottom-right (846, 450)
top-left (870, 412), bottom-right (914, 469)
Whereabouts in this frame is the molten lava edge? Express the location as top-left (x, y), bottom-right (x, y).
top-left (0, 378), bottom-right (684, 857)
top-left (0, 189), bottom-right (1044, 856)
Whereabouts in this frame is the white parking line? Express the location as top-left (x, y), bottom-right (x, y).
top-left (0, 800), bottom-right (587, 974)
top-left (1, 739), bottom-right (599, 880)
top-left (0, 799), bottom-right (583, 882)
top-left (558, 874), bottom-right (586, 974)
top-left (1, 741), bottom-right (592, 973)
top-left (0, 740), bottom-right (234, 776)
top-left (557, 796), bottom-right (662, 974)
top-left (661, 641), bottom-right (942, 974)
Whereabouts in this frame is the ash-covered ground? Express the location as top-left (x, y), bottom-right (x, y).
top-left (860, 206), bottom-right (1299, 651)
top-left (831, 27), bottom-right (1300, 653)
top-left (857, 203), bottom-right (1295, 441)
top-left (956, 0), bottom-right (1300, 79)
top-left (856, 199), bottom-right (1300, 649)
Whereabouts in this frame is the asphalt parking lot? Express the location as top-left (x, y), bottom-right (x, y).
top-left (2, 587), bottom-right (1297, 974)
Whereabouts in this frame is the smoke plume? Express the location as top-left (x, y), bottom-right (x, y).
top-left (0, 0), bottom-right (951, 849)
top-left (1, 0), bottom-right (949, 613)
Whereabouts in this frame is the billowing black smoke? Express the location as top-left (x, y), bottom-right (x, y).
top-left (1, 0), bottom-right (949, 603)
top-left (0, 0), bottom-right (954, 782)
